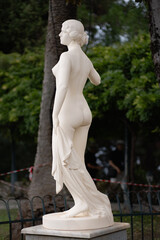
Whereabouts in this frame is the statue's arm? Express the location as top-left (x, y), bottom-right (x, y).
top-left (88, 63), bottom-right (101, 86)
top-left (53, 53), bottom-right (71, 127)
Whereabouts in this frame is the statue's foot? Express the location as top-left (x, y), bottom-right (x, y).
top-left (64, 202), bottom-right (88, 218)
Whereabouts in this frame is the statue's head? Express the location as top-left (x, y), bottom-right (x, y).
top-left (59, 19), bottom-right (89, 47)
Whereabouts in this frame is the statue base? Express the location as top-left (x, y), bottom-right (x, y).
top-left (21, 222), bottom-right (130, 240)
top-left (43, 212), bottom-right (113, 230)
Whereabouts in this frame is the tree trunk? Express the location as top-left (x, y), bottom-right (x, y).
top-left (28, 0), bottom-right (77, 198)
top-left (121, 118), bottom-right (136, 183)
top-left (147, 0), bottom-right (160, 85)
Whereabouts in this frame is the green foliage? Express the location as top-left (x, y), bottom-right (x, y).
top-left (0, 0), bottom-right (148, 53)
top-left (85, 34), bottom-right (160, 132)
top-left (0, 33), bottom-right (159, 139)
top-left (0, 48), bottom-right (44, 136)
top-left (0, 0), bottom-right (48, 53)
top-left (78, 0), bottom-right (148, 46)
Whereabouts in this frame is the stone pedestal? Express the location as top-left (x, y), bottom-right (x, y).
top-left (43, 212), bottom-right (113, 230)
top-left (21, 222), bottom-right (130, 240)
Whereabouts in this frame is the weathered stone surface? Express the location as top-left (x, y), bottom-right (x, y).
top-left (22, 222), bottom-right (130, 240)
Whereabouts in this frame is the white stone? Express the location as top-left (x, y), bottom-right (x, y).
top-left (22, 222), bottom-right (130, 239)
top-left (43, 212), bottom-right (113, 230)
top-left (45, 19), bottom-right (114, 230)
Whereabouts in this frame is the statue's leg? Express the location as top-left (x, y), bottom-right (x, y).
top-left (61, 124), bottom-right (91, 217)
top-left (58, 112), bottom-right (96, 217)
top-left (60, 123), bottom-right (113, 218)
top-left (73, 125), bottom-right (90, 163)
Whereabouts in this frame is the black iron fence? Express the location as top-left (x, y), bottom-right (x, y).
top-left (0, 190), bottom-right (160, 240)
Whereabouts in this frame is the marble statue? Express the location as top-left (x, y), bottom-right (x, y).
top-left (43, 19), bottom-right (114, 230)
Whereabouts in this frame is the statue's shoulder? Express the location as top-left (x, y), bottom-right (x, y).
top-left (59, 51), bottom-right (71, 64)
top-left (60, 51), bottom-right (70, 59)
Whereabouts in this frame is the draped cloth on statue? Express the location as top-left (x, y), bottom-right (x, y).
top-left (52, 126), bottom-right (73, 194)
top-left (51, 126), bottom-right (114, 220)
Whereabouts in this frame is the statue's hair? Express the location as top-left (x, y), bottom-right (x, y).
top-left (62, 19), bottom-right (89, 47)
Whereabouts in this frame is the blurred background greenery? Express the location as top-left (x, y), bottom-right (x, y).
top-left (0, 0), bottom-right (160, 191)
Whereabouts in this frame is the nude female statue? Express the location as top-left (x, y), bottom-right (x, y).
top-left (50, 19), bottom-right (113, 224)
